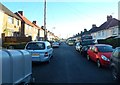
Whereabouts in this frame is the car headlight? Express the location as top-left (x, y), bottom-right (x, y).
top-left (101, 55), bottom-right (110, 61)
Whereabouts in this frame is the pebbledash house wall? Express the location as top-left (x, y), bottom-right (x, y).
top-left (91, 26), bottom-right (119, 40)
top-left (0, 10), bottom-right (4, 47)
top-left (0, 8), bottom-right (3, 85)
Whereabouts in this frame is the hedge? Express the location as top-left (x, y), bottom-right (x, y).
top-left (97, 37), bottom-right (120, 48)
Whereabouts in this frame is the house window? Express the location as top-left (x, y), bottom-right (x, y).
top-left (94, 33), bottom-right (96, 38)
top-left (98, 31), bottom-right (101, 36)
top-left (112, 28), bottom-right (117, 35)
top-left (8, 16), bottom-right (14, 24)
top-left (17, 20), bottom-right (19, 26)
top-left (29, 26), bottom-right (32, 30)
top-left (102, 31), bottom-right (104, 36)
top-left (15, 19), bottom-right (19, 26)
top-left (26, 24), bottom-right (29, 29)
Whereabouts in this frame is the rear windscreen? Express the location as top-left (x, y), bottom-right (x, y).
top-left (26, 42), bottom-right (45, 50)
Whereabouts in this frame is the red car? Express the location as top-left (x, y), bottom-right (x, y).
top-left (87, 44), bottom-right (113, 68)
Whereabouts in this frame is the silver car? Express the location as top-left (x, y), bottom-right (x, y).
top-left (52, 42), bottom-right (60, 48)
top-left (25, 41), bottom-right (53, 63)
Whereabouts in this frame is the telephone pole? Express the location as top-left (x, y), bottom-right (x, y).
top-left (44, 0), bottom-right (47, 40)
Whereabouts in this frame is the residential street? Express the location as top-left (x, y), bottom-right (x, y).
top-left (1, 2), bottom-right (120, 85)
top-left (32, 43), bottom-right (117, 83)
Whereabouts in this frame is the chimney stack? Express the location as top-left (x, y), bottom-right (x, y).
top-left (33, 21), bottom-right (37, 24)
top-left (92, 24), bottom-right (97, 28)
top-left (18, 11), bottom-right (23, 16)
top-left (107, 15), bottom-right (112, 21)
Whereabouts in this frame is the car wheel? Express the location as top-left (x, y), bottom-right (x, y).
top-left (112, 67), bottom-right (118, 80)
top-left (97, 60), bottom-right (101, 68)
top-left (47, 59), bottom-right (50, 63)
top-left (80, 50), bottom-right (82, 54)
top-left (75, 47), bottom-right (77, 50)
top-left (51, 55), bottom-right (53, 58)
top-left (87, 55), bottom-right (90, 61)
top-left (8, 45), bottom-right (14, 49)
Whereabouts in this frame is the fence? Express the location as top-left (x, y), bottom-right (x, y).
top-left (2, 33), bottom-right (32, 49)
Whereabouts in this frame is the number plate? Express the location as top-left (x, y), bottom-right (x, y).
top-left (32, 53), bottom-right (40, 57)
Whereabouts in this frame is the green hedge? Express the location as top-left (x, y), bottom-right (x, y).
top-left (97, 37), bottom-right (120, 48)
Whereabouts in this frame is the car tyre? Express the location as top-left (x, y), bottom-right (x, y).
top-left (112, 67), bottom-right (118, 81)
top-left (97, 59), bottom-right (101, 68)
top-left (80, 50), bottom-right (82, 55)
top-left (8, 45), bottom-right (14, 49)
top-left (87, 55), bottom-right (90, 61)
top-left (47, 59), bottom-right (50, 63)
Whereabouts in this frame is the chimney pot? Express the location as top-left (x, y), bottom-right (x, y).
top-left (92, 24), bottom-right (97, 28)
top-left (107, 15), bottom-right (112, 21)
top-left (18, 11), bottom-right (23, 16)
top-left (33, 21), bottom-right (37, 24)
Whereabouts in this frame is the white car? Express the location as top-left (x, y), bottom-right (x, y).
top-left (25, 41), bottom-right (53, 63)
top-left (75, 42), bottom-right (81, 51)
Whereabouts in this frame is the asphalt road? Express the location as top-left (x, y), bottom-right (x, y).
top-left (32, 43), bottom-right (117, 83)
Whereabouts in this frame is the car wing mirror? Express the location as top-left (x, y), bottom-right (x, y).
top-left (94, 51), bottom-right (98, 54)
top-left (94, 48), bottom-right (98, 53)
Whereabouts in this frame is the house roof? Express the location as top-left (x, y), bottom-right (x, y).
top-left (89, 26), bottom-right (99, 33)
top-left (99, 18), bottom-right (120, 30)
top-left (15, 12), bottom-right (35, 27)
top-left (89, 18), bottom-right (120, 33)
top-left (0, 3), bottom-right (22, 20)
top-left (33, 23), bottom-right (42, 30)
top-left (32, 21), bottom-right (43, 30)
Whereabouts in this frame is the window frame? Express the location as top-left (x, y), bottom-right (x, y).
top-left (26, 42), bottom-right (45, 50)
top-left (8, 16), bottom-right (14, 24)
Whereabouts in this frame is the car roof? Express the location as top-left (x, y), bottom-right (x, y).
top-left (94, 44), bottom-right (112, 47)
top-left (115, 47), bottom-right (120, 50)
top-left (28, 41), bottom-right (49, 43)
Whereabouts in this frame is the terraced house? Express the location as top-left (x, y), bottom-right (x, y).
top-left (15, 11), bottom-right (39, 41)
top-left (0, 3), bottom-right (60, 43)
top-left (0, 3), bottom-right (22, 37)
top-left (0, 7), bottom-right (4, 46)
top-left (89, 15), bottom-right (120, 41)
top-left (47, 31), bottom-right (55, 41)
top-left (32, 21), bottom-right (45, 40)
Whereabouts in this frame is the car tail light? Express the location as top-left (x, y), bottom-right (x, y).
top-left (44, 52), bottom-right (48, 57)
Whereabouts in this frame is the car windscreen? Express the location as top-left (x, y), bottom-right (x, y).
top-left (97, 46), bottom-right (113, 52)
top-left (26, 42), bottom-right (45, 50)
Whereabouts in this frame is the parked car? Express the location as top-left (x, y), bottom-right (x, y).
top-left (79, 39), bottom-right (95, 52)
top-left (25, 41), bottom-right (53, 63)
top-left (80, 45), bottom-right (91, 57)
top-left (110, 47), bottom-right (120, 80)
top-left (67, 40), bottom-right (75, 46)
top-left (75, 42), bottom-right (81, 51)
top-left (52, 42), bottom-right (60, 48)
top-left (87, 44), bottom-right (113, 68)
